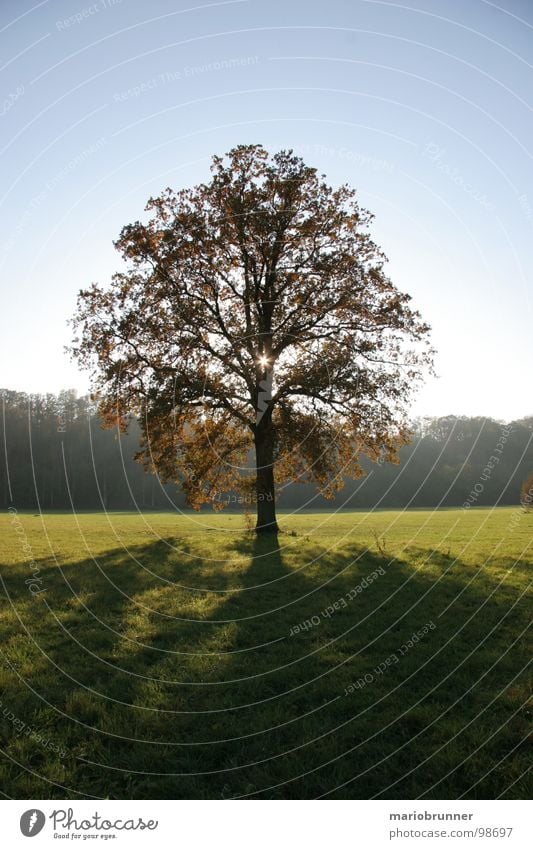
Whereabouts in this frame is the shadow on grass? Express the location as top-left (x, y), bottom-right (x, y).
top-left (0, 530), bottom-right (530, 800)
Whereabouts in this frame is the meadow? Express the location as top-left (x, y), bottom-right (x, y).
top-left (0, 507), bottom-right (530, 799)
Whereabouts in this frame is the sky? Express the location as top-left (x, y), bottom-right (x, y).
top-left (1, 0), bottom-right (532, 422)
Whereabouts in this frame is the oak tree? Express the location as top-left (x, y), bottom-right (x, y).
top-left (70, 144), bottom-right (434, 532)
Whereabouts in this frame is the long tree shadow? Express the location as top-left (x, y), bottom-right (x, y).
top-left (0, 529), bottom-right (530, 800)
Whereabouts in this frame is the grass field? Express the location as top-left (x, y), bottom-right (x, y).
top-left (0, 507), bottom-right (531, 799)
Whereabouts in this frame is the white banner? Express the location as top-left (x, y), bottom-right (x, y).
top-left (1, 799), bottom-right (531, 848)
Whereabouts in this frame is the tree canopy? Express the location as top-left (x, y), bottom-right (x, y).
top-left (70, 144), bottom-right (434, 531)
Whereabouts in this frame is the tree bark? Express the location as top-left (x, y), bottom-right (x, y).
top-left (254, 421), bottom-right (278, 533)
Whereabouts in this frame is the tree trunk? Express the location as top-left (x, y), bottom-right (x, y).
top-left (254, 422), bottom-right (278, 533)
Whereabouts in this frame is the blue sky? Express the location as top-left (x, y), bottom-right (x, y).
top-left (1, 0), bottom-right (532, 421)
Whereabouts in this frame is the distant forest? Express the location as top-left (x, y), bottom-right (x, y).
top-left (1, 389), bottom-right (532, 512)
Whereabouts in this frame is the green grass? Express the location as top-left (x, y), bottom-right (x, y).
top-left (0, 507), bottom-right (531, 799)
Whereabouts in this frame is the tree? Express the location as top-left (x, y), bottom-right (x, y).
top-left (70, 144), bottom-right (434, 533)
top-left (521, 471), bottom-right (533, 511)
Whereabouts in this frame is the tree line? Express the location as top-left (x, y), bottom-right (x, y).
top-left (1, 388), bottom-right (532, 512)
